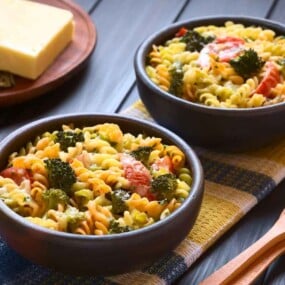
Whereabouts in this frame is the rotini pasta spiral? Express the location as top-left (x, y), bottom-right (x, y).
top-left (146, 21), bottom-right (285, 108)
top-left (0, 123), bottom-right (193, 235)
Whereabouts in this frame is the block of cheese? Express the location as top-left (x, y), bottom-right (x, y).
top-left (0, 0), bottom-right (74, 80)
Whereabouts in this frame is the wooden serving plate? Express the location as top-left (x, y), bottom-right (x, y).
top-left (0, 0), bottom-right (97, 107)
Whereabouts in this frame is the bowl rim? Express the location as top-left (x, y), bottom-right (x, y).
top-left (0, 113), bottom-right (204, 241)
top-left (134, 15), bottom-right (285, 115)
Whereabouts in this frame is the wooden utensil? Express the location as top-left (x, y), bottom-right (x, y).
top-left (200, 209), bottom-right (285, 285)
top-left (228, 239), bottom-right (285, 284)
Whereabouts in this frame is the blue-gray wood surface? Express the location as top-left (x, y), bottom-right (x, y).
top-left (1, 0), bottom-right (285, 284)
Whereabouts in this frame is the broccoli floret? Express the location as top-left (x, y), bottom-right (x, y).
top-left (64, 207), bottom-right (86, 233)
top-left (55, 131), bottom-right (84, 151)
top-left (180, 30), bottom-right (215, 52)
top-left (151, 173), bottom-right (178, 201)
top-left (230, 49), bottom-right (265, 79)
top-left (44, 158), bottom-right (76, 195)
top-left (110, 189), bottom-right (130, 214)
top-left (109, 220), bottom-right (131, 234)
top-left (65, 207), bottom-right (85, 224)
top-left (169, 62), bottom-right (184, 97)
top-left (130, 146), bottom-right (153, 166)
top-left (42, 188), bottom-right (69, 209)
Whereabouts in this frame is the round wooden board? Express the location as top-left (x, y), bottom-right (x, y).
top-left (0, 0), bottom-right (97, 107)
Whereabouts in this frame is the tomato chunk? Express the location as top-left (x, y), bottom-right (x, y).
top-left (254, 61), bottom-right (280, 97)
top-left (215, 36), bottom-right (245, 45)
top-left (198, 36), bottom-right (245, 67)
top-left (175, 27), bottom-right (188, 37)
top-left (0, 167), bottom-right (31, 185)
top-left (151, 156), bottom-right (173, 173)
top-left (120, 154), bottom-right (151, 198)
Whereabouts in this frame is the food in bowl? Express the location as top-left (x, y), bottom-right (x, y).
top-left (0, 122), bottom-right (192, 235)
top-left (135, 17), bottom-right (285, 151)
top-left (145, 21), bottom-right (285, 108)
top-left (0, 114), bottom-right (203, 275)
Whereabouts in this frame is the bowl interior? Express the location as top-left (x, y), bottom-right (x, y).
top-left (134, 16), bottom-right (285, 151)
top-left (137, 16), bottom-right (285, 112)
top-left (0, 113), bottom-right (204, 275)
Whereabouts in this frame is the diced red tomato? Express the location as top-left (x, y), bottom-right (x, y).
top-left (175, 27), bottom-right (188, 37)
top-left (0, 167), bottom-right (32, 185)
top-left (198, 36), bottom-right (245, 67)
top-left (120, 154), bottom-right (152, 198)
top-left (151, 156), bottom-right (173, 173)
top-left (214, 36), bottom-right (245, 45)
top-left (254, 61), bottom-right (280, 97)
top-left (145, 192), bottom-right (156, 201)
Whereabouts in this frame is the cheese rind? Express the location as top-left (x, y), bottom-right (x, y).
top-left (0, 0), bottom-right (74, 80)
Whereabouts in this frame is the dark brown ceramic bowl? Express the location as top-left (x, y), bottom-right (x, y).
top-left (134, 16), bottom-right (285, 152)
top-left (0, 113), bottom-right (204, 276)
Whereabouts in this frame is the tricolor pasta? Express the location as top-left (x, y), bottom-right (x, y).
top-left (146, 21), bottom-right (285, 108)
top-left (0, 123), bottom-right (192, 235)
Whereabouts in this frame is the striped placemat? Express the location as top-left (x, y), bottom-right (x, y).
top-left (1, 100), bottom-right (285, 285)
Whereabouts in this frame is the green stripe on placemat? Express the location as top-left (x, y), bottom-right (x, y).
top-left (143, 252), bottom-right (187, 281)
top-left (1, 100), bottom-right (285, 285)
top-left (199, 155), bottom-right (276, 200)
top-left (108, 100), bottom-right (284, 283)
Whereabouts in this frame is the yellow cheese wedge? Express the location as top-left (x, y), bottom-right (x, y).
top-left (0, 0), bottom-right (74, 80)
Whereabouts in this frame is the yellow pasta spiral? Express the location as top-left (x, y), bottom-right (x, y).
top-left (0, 122), bottom-right (193, 236)
top-left (145, 21), bottom-right (285, 108)
top-left (87, 200), bottom-right (112, 235)
top-left (164, 145), bottom-right (185, 170)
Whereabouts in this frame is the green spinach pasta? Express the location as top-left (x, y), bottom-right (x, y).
top-left (0, 123), bottom-right (192, 235)
top-left (146, 21), bottom-right (285, 108)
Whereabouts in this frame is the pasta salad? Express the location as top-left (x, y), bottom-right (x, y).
top-left (0, 123), bottom-right (192, 235)
top-left (146, 21), bottom-right (285, 108)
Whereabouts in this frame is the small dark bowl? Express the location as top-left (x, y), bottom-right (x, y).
top-left (134, 16), bottom-right (285, 151)
top-left (0, 113), bottom-right (204, 276)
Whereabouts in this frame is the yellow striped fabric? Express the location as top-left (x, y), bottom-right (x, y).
top-left (3, 100), bottom-right (285, 285)
top-left (107, 100), bottom-right (285, 285)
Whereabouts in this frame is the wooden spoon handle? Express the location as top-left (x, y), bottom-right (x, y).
top-left (229, 239), bottom-right (285, 285)
top-left (200, 211), bottom-right (285, 285)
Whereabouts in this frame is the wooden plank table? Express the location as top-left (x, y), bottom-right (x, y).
top-left (0, 0), bottom-right (285, 284)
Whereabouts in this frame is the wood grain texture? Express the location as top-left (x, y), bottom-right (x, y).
top-left (61, 0), bottom-right (188, 114)
top-left (177, 0), bottom-right (274, 18)
top-left (260, 5), bottom-right (285, 282)
top-left (268, 0), bottom-right (285, 22)
top-left (0, 0), bottom-right (188, 141)
top-left (176, 180), bottom-right (285, 285)
top-left (73, 0), bottom-right (100, 13)
top-left (0, 0), bottom-right (96, 107)
top-left (119, 0), bottom-right (278, 112)
top-left (199, 210), bottom-right (285, 285)
top-left (228, 240), bottom-right (285, 285)
top-left (0, 1), bottom-right (284, 284)
top-left (263, 255), bottom-right (285, 285)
